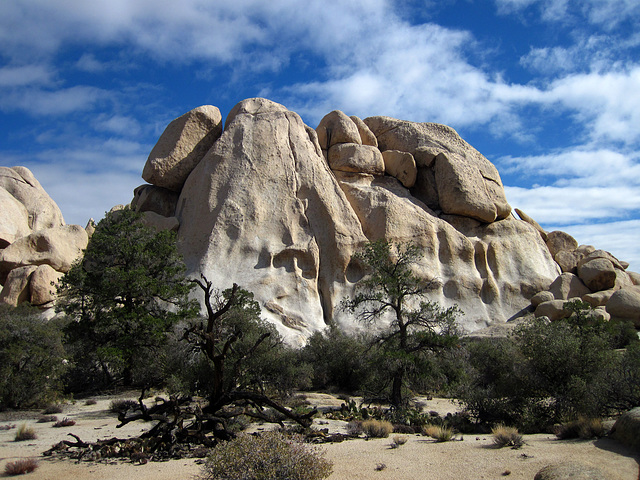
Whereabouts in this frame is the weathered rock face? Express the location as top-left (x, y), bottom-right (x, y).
top-left (171, 99), bottom-right (560, 343)
top-left (0, 167), bottom-right (87, 307)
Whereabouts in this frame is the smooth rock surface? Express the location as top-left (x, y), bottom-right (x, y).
top-left (611, 407), bottom-right (640, 452)
top-left (30, 264), bottom-right (63, 306)
top-left (381, 150), bottom-right (417, 188)
top-left (606, 287), bottom-right (640, 325)
top-left (316, 110), bottom-right (361, 150)
top-left (131, 184), bottom-right (180, 218)
top-left (577, 258), bottom-right (616, 292)
top-left (534, 462), bottom-right (606, 480)
top-left (535, 300), bottom-right (571, 321)
top-left (548, 273), bottom-right (590, 300)
top-left (0, 265), bottom-right (37, 306)
top-left (545, 230), bottom-right (578, 257)
top-left (328, 143), bottom-right (384, 175)
top-left (350, 115), bottom-right (377, 147)
top-left (143, 105), bottom-right (223, 192)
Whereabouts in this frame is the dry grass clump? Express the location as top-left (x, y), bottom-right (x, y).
top-left (346, 420), bottom-right (363, 436)
top-left (361, 419), bottom-right (393, 438)
top-left (53, 417), bottom-right (76, 428)
top-left (202, 431), bottom-right (332, 480)
top-left (492, 424), bottom-right (523, 448)
top-left (37, 416), bottom-right (58, 423)
top-left (554, 417), bottom-right (606, 439)
top-left (4, 458), bottom-right (39, 476)
top-left (421, 424), bottom-right (454, 442)
top-left (14, 424), bottom-right (37, 442)
top-left (84, 399), bottom-right (97, 406)
top-left (390, 435), bottom-right (408, 448)
top-left (109, 399), bottom-right (138, 414)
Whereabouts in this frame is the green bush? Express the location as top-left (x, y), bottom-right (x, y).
top-left (202, 431), bottom-right (332, 480)
top-left (0, 304), bottom-right (67, 410)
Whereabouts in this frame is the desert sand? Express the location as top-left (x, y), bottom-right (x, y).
top-left (1, 393), bottom-right (637, 480)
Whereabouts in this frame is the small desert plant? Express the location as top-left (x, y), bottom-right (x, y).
top-left (492, 424), bottom-right (523, 448)
top-left (37, 416), bottom-right (58, 423)
top-left (53, 417), bottom-right (76, 427)
top-left (84, 399), bottom-right (97, 405)
top-left (14, 424), bottom-right (37, 441)
top-left (0, 424), bottom-right (16, 430)
top-left (390, 435), bottom-right (408, 448)
top-left (202, 431), bottom-right (332, 480)
top-left (4, 458), bottom-right (39, 475)
top-left (361, 419), bottom-right (393, 438)
top-left (109, 398), bottom-right (138, 414)
top-left (42, 404), bottom-right (63, 414)
top-left (422, 424), bottom-right (454, 442)
top-left (554, 417), bottom-right (606, 439)
top-left (346, 420), bottom-right (363, 436)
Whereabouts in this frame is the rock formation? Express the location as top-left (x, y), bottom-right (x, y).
top-left (136, 99), bottom-right (568, 344)
top-left (0, 167), bottom-right (89, 307)
top-left (5, 98), bottom-right (640, 343)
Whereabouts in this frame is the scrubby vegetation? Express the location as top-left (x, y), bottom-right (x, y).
top-left (201, 431), bottom-right (332, 480)
top-left (4, 458), bottom-right (38, 476)
top-left (14, 424), bottom-right (37, 441)
top-left (491, 424), bottom-right (523, 448)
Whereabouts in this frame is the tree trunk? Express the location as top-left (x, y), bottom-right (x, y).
top-left (391, 367), bottom-right (404, 407)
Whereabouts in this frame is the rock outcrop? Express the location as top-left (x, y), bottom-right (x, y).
top-left (0, 167), bottom-right (88, 307)
top-left (136, 99), bottom-right (564, 344)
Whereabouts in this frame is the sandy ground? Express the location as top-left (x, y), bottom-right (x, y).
top-left (1, 393), bottom-right (638, 480)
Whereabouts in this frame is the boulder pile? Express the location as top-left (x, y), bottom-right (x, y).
top-left (0, 167), bottom-right (89, 307)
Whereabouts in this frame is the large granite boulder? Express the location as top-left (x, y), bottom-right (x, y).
top-left (606, 287), bottom-right (640, 326)
top-left (143, 105), bottom-right (223, 192)
top-left (364, 116), bottom-right (511, 222)
top-left (610, 407), bottom-right (640, 452)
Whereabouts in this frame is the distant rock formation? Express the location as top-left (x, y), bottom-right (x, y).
top-left (0, 167), bottom-right (89, 307)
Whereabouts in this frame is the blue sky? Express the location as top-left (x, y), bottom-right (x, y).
top-left (1, 0), bottom-right (639, 270)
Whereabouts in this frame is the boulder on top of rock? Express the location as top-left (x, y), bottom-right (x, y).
top-left (554, 249), bottom-right (583, 274)
top-left (548, 272), bottom-right (590, 300)
top-left (316, 110), bottom-right (362, 150)
top-left (535, 299), bottom-right (571, 321)
top-left (0, 225), bottom-right (88, 284)
top-left (0, 166), bottom-right (65, 231)
top-left (606, 287), bottom-right (640, 326)
top-left (131, 184), bottom-right (180, 218)
top-left (578, 249), bottom-right (626, 271)
top-left (515, 208), bottom-right (547, 240)
top-left (531, 290), bottom-right (555, 307)
top-left (0, 265), bottom-right (37, 306)
top-left (143, 105), bottom-right (223, 192)
top-left (582, 289), bottom-right (615, 308)
top-left (349, 115), bottom-right (377, 147)
top-left (29, 264), bottom-right (63, 307)
top-left (381, 150), bottom-right (417, 188)
top-left (577, 257), bottom-right (616, 292)
top-left (545, 230), bottom-right (578, 257)
top-left (328, 144), bottom-right (384, 175)
top-left (364, 116), bottom-right (511, 223)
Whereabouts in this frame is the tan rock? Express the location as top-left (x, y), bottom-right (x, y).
top-left (0, 166), bottom-right (65, 231)
top-left (224, 97), bottom-right (288, 130)
top-left (316, 111), bottom-right (361, 150)
top-left (131, 184), bottom-right (179, 217)
top-left (143, 105), bottom-right (223, 192)
top-left (381, 150), bottom-right (417, 188)
top-left (0, 188), bottom-right (30, 248)
top-left (30, 264), bottom-right (63, 306)
top-left (577, 258), bottom-right (616, 292)
top-left (548, 272), bottom-right (590, 300)
top-left (554, 249), bottom-right (582, 273)
top-left (576, 244), bottom-right (596, 256)
top-left (545, 230), bottom-right (578, 257)
top-left (531, 290), bottom-right (554, 307)
top-left (606, 287), bottom-right (640, 325)
top-left (515, 208), bottom-right (547, 241)
top-left (534, 462), bottom-right (606, 480)
top-left (327, 144), bottom-right (384, 175)
top-left (177, 98), bottom-right (367, 345)
top-left (628, 271), bottom-right (640, 285)
top-left (535, 299), bottom-right (571, 321)
top-left (578, 249), bottom-right (626, 270)
top-left (582, 289), bottom-right (616, 308)
top-left (85, 219), bottom-right (96, 238)
top-left (413, 146), bottom-right (438, 168)
top-left (615, 268), bottom-right (634, 289)
top-left (364, 116), bottom-right (511, 223)
top-left (611, 407), bottom-right (640, 452)
top-left (349, 115), bottom-right (377, 147)
top-left (0, 225), bottom-right (88, 283)
top-left (589, 306), bottom-right (610, 322)
top-left (0, 265), bottom-right (37, 306)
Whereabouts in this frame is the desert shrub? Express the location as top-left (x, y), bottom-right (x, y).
top-left (53, 417), bottom-right (76, 427)
top-left (109, 399), bottom-right (138, 414)
top-left (4, 458), bottom-right (38, 475)
top-left (0, 304), bottom-right (67, 410)
top-left (43, 404), bottom-right (63, 414)
top-left (492, 424), bottom-right (523, 448)
top-left (202, 431), bottom-right (332, 480)
top-left (0, 424), bottom-right (16, 430)
top-left (390, 435), bottom-right (408, 448)
top-left (14, 424), bottom-right (37, 441)
top-left (346, 420), bottom-right (363, 436)
top-left (84, 399), bottom-right (97, 405)
top-left (421, 424), bottom-right (454, 442)
top-left (37, 416), bottom-right (58, 423)
top-left (361, 419), bottom-right (393, 438)
top-left (554, 417), bottom-right (606, 439)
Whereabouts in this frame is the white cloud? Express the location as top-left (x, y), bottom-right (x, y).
top-left (0, 86), bottom-right (110, 115)
top-left (0, 64), bottom-right (54, 87)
